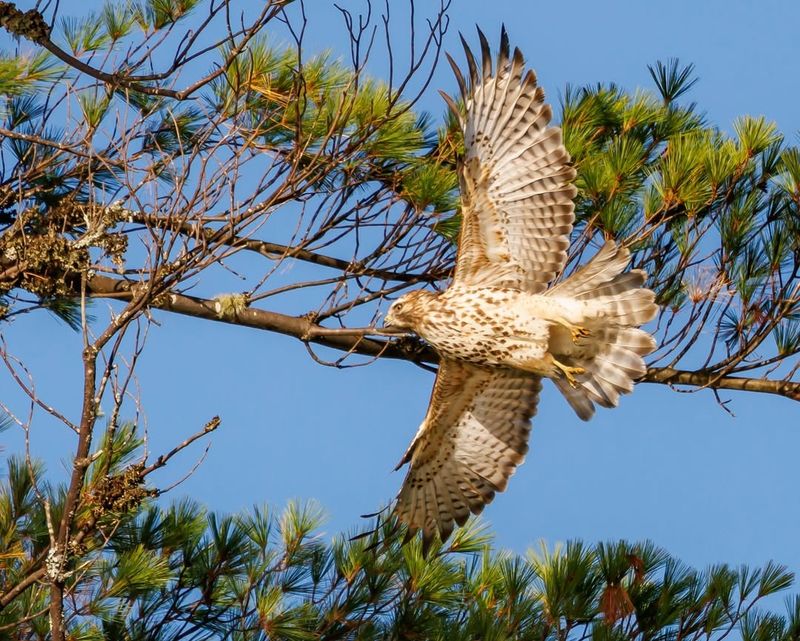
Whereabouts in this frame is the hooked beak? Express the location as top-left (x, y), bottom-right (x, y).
top-left (381, 311), bottom-right (409, 334)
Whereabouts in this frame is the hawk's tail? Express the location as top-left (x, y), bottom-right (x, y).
top-left (549, 241), bottom-right (658, 420)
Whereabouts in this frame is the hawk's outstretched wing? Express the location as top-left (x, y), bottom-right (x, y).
top-left (443, 28), bottom-right (576, 292)
top-left (394, 360), bottom-right (541, 545)
top-left (392, 29), bottom-right (574, 544)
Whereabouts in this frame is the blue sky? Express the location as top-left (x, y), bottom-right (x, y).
top-left (3, 0), bottom-right (800, 581)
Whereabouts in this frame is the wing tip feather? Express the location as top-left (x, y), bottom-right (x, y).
top-left (477, 26), bottom-right (492, 79)
top-left (460, 32), bottom-right (479, 85)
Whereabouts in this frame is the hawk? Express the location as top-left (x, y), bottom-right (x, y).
top-left (383, 29), bottom-right (658, 546)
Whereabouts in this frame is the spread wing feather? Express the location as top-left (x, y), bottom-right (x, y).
top-left (394, 360), bottom-right (541, 545)
top-left (448, 27), bottom-right (577, 292)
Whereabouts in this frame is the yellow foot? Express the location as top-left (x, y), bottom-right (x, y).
top-left (570, 326), bottom-right (591, 342)
top-left (552, 317), bottom-right (591, 343)
top-left (552, 359), bottom-right (585, 389)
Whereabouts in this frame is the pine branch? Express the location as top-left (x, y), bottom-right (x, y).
top-left (84, 274), bottom-right (800, 402)
top-left (643, 367), bottom-right (800, 401)
top-left (84, 274), bottom-right (422, 362)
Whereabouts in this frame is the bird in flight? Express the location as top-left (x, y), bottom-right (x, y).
top-left (382, 28), bottom-right (658, 547)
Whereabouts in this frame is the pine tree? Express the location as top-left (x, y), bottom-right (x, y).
top-left (2, 456), bottom-right (798, 640)
top-left (0, 1), bottom-right (798, 638)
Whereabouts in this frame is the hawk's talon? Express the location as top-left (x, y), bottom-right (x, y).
top-left (570, 326), bottom-right (591, 342)
top-left (552, 317), bottom-right (591, 343)
top-left (552, 359), bottom-right (585, 388)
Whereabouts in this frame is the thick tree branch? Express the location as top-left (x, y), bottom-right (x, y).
top-left (84, 274), bottom-right (800, 402)
top-left (85, 274), bottom-right (430, 363)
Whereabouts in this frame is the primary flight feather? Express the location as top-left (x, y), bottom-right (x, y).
top-left (383, 28), bottom-right (658, 546)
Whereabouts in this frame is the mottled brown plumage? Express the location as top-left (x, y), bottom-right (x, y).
top-left (383, 28), bottom-right (658, 547)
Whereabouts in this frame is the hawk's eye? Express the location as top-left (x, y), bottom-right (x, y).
top-left (393, 302), bottom-right (404, 312)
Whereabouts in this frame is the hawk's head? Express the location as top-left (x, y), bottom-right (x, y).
top-left (384, 290), bottom-right (436, 332)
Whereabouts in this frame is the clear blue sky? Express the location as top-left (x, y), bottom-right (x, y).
top-left (3, 0), bottom-right (800, 579)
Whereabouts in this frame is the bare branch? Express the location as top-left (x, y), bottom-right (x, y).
top-left (83, 273), bottom-right (800, 403)
top-left (142, 416), bottom-right (221, 477)
top-left (642, 367), bottom-right (800, 402)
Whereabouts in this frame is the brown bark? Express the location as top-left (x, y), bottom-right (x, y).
top-left (49, 582), bottom-right (64, 641)
top-left (0, 568), bottom-right (46, 609)
top-left (85, 274), bottom-right (800, 403)
top-left (643, 367), bottom-right (800, 401)
top-left (86, 274), bottom-right (429, 362)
